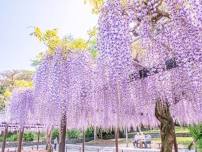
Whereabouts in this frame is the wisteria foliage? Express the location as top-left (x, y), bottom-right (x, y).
top-left (8, 0), bottom-right (202, 130)
top-left (8, 88), bottom-right (34, 127)
top-left (34, 49), bottom-right (96, 129)
top-left (96, 0), bottom-right (202, 128)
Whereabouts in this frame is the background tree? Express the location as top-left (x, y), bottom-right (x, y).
top-left (31, 26), bottom-right (99, 66)
top-left (0, 70), bottom-right (33, 110)
top-left (8, 88), bottom-right (34, 152)
top-left (84, 0), bottom-right (104, 14)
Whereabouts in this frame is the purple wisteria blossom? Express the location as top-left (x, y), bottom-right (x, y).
top-left (32, 0), bottom-right (202, 130)
top-left (8, 88), bottom-right (34, 127)
top-left (34, 49), bottom-right (95, 129)
top-left (96, 0), bottom-right (202, 128)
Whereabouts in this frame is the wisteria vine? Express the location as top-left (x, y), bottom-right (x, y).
top-left (5, 0), bottom-right (202, 130)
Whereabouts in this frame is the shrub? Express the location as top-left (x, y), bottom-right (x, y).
top-left (7, 134), bottom-right (17, 141)
top-left (198, 139), bottom-right (202, 149)
top-left (52, 129), bottom-right (59, 140)
top-left (67, 129), bottom-right (81, 139)
top-left (85, 128), bottom-right (94, 138)
top-left (97, 129), bottom-right (115, 139)
top-left (189, 124), bottom-right (202, 150)
top-left (24, 132), bottom-right (34, 141)
top-left (102, 130), bottom-right (114, 139)
top-left (0, 136), bottom-right (4, 142)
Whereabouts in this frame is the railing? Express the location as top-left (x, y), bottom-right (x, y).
top-left (65, 145), bottom-right (161, 152)
top-left (5, 144), bottom-right (195, 152)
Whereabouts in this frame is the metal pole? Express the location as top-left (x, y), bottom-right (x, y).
top-left (126, 128), bottom-right (128, 147)
top-left (82, 128), bottom-right (85, 152)
top-left (94, 126), bottom-right (97, 141)
top-left (115, 80), bottom-right (121, 152)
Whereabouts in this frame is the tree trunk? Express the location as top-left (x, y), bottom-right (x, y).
top-left (155, 99), bottom-right (178, 152)
top-left (59, 113), bottom-right (67, 152)
top-left (82, 128), bottom-right (85, 152)
top-left (37, 130), bottom-right (40, 150)
top-left (46, 127), bottom-right (52, 152)
top-left (1, 124), bottom-right (8, 152)
top-left (17, 127), bottom-right (24, 152)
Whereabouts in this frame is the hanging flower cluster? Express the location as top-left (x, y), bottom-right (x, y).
top-left (97, 0), bottom-right (133, 81)
top-left (34, 49), bottom-right (96, 129)
top-left (134, 0), bottom-right (202, 124)
top-left (8, 88), bottom-right (34, 127)
top-left (96, 0), bottom-right (202, 128)
top-left (7, 0), bottom-right (202, 130)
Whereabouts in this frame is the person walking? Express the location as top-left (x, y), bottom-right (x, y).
top-left (54, 137), bottom-right (58, 151)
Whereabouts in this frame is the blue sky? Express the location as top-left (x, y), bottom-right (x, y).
top-left (0, 0), bottom-right (98, 71)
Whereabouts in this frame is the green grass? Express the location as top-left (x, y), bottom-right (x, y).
top-left (142, 127), bottom-right (189, 134)
top-left (177, 137), bottom-right (193, 145)
top-left (152, 137), bottom-right (193, 146)
top-left (142, 129), bottom-right (159, 134)
top-left (175, 127), bottom-right (189, 133)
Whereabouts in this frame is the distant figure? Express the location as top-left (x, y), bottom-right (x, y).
top-left (144, 134), bottom-right (152, 148)
top-left (139, 132), bottom-right (145, 148)
top-left (54, 137), bottom-right (58, 150)
top-left (139, 132), bottom-right (145, 140)
top-left (133, 132), bottom-right (140, 147)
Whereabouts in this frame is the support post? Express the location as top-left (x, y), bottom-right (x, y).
top-left (17, 127), bottom-right (24, 152)
top-left (100, 128), bottom-right (103, 139)
top-left (37, 130), bottom-right (40, 150)
top-left (46, 127), bottom-right (52, 152)
top-left (126, 128), bottom-right (128, 147)
top-left (1, 124), bottom-right (8, 152)
top-left (115, 127), bottom-right (119, 152)
top-left (59, 113), bottom-right (67, 152)
top-left (82, 128), bottom-right (85, 152)
top-left (94, 126), bottom-right (97, 141)
top-left (115, 80), bottom-right (121, 152)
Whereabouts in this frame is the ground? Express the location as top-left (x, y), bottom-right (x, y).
top-left (4, 127), bottom-right (198, 152)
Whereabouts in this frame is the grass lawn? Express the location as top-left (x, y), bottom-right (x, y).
top-left (175, 127), bottom-right (189, 134)
top-left (152, 137), bottom-right (193, 146)
top-left (142, 127), bottom-right (189, 134)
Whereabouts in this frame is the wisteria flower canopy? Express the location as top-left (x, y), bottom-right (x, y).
top-left (95, 0), bottom-right (202, 126)
top-left (34, 49), bottom-right (97, 129)
top-left (8, 88), bottom-right (35, 128)
top-left (9, 0), bottom-right (202, 130)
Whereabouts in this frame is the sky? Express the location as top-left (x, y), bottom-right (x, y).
top-left (0, 0), bottom-right (98, 72)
